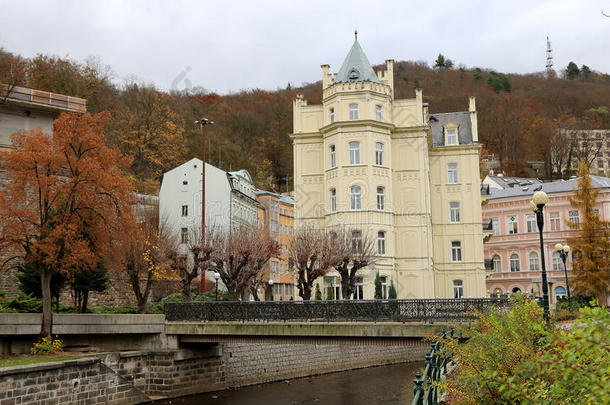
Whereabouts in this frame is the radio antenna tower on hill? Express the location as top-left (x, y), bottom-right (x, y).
top-left (546, 36), bottom-right (555, 78)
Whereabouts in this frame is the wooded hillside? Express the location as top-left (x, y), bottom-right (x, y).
top-left (2, 47), bottom-right (609, 193)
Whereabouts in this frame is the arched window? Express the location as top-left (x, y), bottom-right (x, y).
top-left (512, 287), bottom-right (521, 294)
top-left (552, 251), bottom-right (562, 271)
top-left (376, 186), bottom-right (385, 210)
top-left (529, 252), bottom-right (539, 271)
top-left (349, 103), bottom-right (359, 120)
top-left (510, 253), bottom-right (520, 272)
top-left (350, 185), bottom-right (362, 210)
top-left (555, 286), bottom-right (567, 300)
top-left (349, 141), bottom-right (360, 165)
top-left (492, 255), bottom-right (501, 272)
top-left (329, 144), bottom-right (336, 168)
top-left (330, 188), bottom-right (336, 212)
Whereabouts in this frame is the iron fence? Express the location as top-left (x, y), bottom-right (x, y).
top-left (164, 298), bottom-right (511, 323)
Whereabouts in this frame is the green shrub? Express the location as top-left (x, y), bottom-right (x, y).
top-left (194, 289), bottom-right (227, 302)
top-left (144, 302), bottom-right (164, 314)
top-left (90, 306), bottom-right (137, 314)
top-left (30, 336), bottom-right (64, 355)
top-left (314, 284), bottom-right (322, 300)
top-left (160, 292), bottom-right (185, 304)
top-left (439, 297), bottom-right (610, 404)
top-left (555, 295), bottom-right (594, 311)
top-left (0, 290), bottom-right (6, 299)
top-left (7, 292), bottom-right (42, 313)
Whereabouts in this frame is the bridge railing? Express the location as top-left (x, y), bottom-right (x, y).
top-left (412, 328), bottom-right (466, 405)
top-left (164, 298), bottom-right (511, 322)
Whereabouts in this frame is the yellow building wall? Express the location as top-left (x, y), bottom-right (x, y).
top-left (292, 61), bottom-right (485, 299)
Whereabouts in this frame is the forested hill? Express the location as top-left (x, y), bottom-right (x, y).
top-left (2, 47), bottom-right (609, 193)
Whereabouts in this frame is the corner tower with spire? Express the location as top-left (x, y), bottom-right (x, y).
top-left (291, 36), bottom-right (486, 299)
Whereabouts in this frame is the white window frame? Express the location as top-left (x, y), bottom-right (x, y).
top-left (330, 188), bottom-right (337, 212)
top-left (450, 201), bottom-right (460, 223)
top-left (375, 105), bottom-right (382, 121)
top-left (453, 280), bottom-right (463, 299)
top-left (447, 163), bottom-right (458, 184)
top-left (380, 276), bottom-right (388, 299)
top-left (181, 227), bottom-right (188, 244)
top-left (349, 103), bottom-right (359, 120)
top-left (446, 127), bottom-right (458, 145)
top-left (181, 204), bottom-right (188, 217)
top-left (349, 141), bottom-right (360, 165)
top-left (451, 241), bottom-right (462, 262)
top-left (376, 186), bottom-right (384, 210)
top-left (510, 253), bottom-right (520, 272)
top-left (329, 107), bottom-right (335, 123)
top-left (529, 252), bottom-right (539, 271)
top-left (375, 142), bottom-right (384, 165)
top-left (329, 144), bottom-right (336, 168)
top-left (507, 216), bottom-right (518, 234)
top-left (552, 251), bottom-right (562, 271)
top-left (568, 210), bottom-right (580, 225)
top-left (377, 231), bottom-right (386, 255)
top-left (350, 185), bottom-right (362, 210)
top-left (526, 214), bottom-right (536, 233)
top-left (550, 212), bottom-right (560, 231)
top-left (491, 218), bottom-right (500, 236)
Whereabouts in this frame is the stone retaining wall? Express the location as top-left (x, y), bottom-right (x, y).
top-left (0, 340), bottom-right (427, 404)
top-left (0, 357), bottom-right (148, 405)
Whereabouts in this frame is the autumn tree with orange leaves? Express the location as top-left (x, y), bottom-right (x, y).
top-left (0, 112), bottom-right (135, 336)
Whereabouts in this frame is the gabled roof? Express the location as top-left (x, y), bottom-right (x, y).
top-left (335, 40), bottom-right (380, 84)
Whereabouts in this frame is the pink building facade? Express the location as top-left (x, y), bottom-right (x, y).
top-left (483, 176), bottom-right (610, 305)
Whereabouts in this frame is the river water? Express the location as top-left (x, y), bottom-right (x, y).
top-left (158, 362), bottom-right (421, 405)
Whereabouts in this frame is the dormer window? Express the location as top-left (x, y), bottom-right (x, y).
top-left (348, 68), bottom-right (360, 81)
top-left (445, 124), bottom-right (458, 145)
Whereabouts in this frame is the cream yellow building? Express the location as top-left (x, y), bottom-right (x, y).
top-left (290, 38), bottom-right (486, 299)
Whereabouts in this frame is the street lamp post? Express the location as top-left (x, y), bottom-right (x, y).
top-left (214, 272), bottom-right (220, 301)
top-left (554, 243), bottom-right (572, 311)
top-left (195, 118), bottom-right (214, 293)
top-left (530, 189), bottom-right (550, 324)
top-left (268, 279), bottom-right (274, 301)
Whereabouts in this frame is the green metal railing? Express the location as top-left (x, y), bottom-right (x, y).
top-left (412, 328), bottom-right (465, 405)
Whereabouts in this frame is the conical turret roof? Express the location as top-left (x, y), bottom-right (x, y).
top-left (335, 39), bottom-right (380, 84)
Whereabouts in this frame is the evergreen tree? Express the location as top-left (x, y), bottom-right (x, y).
top-left (314, 283), bottom-right (322, 300)
top-left (434, 53), bottom-right (453, 69)
top-left (566, 160), bottom-right (610, 304)
top-left (388, 279), bottom-right (397, 299)
top-left (17, 262), bottom-right (66, 311)
top-left (565, 62), bottom-right (580, 80)
top-left (71, 262), bottom-right (109, 313)
top-left (374, 273), bottom-right (382, 299)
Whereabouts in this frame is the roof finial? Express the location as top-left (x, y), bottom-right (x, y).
top-left (354, 28), bottom-right (358, 41)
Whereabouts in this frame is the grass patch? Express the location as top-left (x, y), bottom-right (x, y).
top-left (0, 353), bottom-right (81, 368)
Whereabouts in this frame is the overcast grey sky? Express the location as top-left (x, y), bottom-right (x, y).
top-left (1, 0), bottom-right (609, 94)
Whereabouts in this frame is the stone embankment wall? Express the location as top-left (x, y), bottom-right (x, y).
top-left (0, 357), bottom-right (149, 405)
top-left (0, 340), bottom-right (427, 404)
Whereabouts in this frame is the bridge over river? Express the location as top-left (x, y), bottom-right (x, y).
top-left (164, 298), bottom-right (510, 345)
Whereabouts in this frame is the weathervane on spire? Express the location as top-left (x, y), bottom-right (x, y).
top-left (354, 28), bottom-right (358, 41)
